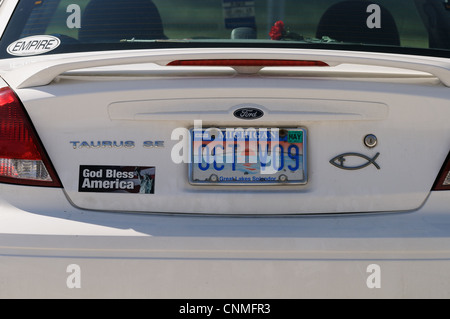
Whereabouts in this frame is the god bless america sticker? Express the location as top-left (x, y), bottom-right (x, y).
top-left (7, 35), bottom-right (61, 57)
top-left (79, 166), bottom-right (155, 194)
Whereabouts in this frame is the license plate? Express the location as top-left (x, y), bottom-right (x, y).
top-left (189, 127), bottom-right (307, 185)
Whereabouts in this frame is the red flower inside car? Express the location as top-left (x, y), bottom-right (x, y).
top-left (269, 20), bottom-right (285, 40)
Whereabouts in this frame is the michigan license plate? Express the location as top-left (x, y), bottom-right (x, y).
top-left (189, 127), bottom-right (307, 185)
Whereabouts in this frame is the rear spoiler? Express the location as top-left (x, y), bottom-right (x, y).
top-left (4, 48), bottom-right (450, 88)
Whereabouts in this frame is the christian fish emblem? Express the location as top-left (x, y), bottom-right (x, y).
top-left (330, 152), bottom-right (380, 170)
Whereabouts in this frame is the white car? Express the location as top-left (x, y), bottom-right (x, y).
top-left (0, 0), bottom-right (449, 299)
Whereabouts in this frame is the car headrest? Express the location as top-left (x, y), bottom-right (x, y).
top-left (78, 0), bottom-right (166, 43)
top-left (316, 1), bottom-right (400, 46)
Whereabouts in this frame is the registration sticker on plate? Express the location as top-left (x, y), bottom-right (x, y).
top-left (189, 127), bottom-right (307, 185)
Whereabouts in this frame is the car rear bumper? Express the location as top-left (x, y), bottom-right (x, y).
top-left (1, 185), bottom-right (450, 298)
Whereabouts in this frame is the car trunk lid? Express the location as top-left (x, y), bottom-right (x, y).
top-left (3, 49), bottom-right (450, 215)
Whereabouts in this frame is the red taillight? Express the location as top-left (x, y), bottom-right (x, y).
top-left (167, 59), bottom-right (329, 67)
top-left (0, 87), bottom-right (61, 187)
top-left (432, 151), bottom-right (450, 191)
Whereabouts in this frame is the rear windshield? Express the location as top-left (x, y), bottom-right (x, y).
top-left (1, 0), bottom-right (449, 59)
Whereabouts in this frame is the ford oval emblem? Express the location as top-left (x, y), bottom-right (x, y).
top-left (233, 107), bottom-right (264, 120)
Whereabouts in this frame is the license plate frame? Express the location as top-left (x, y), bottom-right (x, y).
top-left (189, 127), bottom-right (307, 186)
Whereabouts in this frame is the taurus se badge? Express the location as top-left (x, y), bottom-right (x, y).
top-left (330, 152), bottom-right (380, 170)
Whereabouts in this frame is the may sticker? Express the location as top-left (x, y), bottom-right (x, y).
top-left (7, 35), bottom-right (61, 57)
top-left (79, 166), bottom-right (155, 194)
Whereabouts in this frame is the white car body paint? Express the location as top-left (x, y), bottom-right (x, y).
top-left (0, 0), bottom-right (449, 299)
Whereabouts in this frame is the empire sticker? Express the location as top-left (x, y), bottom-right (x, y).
top-left (79, 166), bottom-right (155, 194)
top-left (7, 35), bottom-right (61, 57)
